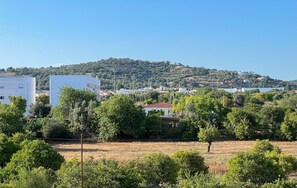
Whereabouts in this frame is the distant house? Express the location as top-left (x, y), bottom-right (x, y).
top-left (143, 102), bottom-right (173, 116)
top-left (293, 90), bottom-right (297, 94)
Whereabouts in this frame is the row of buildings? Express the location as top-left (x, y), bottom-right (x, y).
top-left (0, 74), bottom-right (101, 113)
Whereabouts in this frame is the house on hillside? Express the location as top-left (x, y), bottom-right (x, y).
top-left (143, 102), bottom-right (173, 116)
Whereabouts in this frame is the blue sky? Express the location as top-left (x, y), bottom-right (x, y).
top-left (0, 0), bottom-right (296, 80)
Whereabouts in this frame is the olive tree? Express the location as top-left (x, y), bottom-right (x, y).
top-left (198, 124), bottom-right (220, 153)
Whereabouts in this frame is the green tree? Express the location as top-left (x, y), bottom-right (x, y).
top-left (260, 106), bottom-right (285, 139)
top-left (52, 86), bottom-right (98, 122)
top-left (96, 95), bottom-right (146, 139)
top-left (28, 102), bottom-right (51, 118)
top-left (52, 87), bottom-right (99, 137)
top-left (226, 107), bottom-right (258, 139)
top-left (68, 100), bottom-right (98, 137)
top-left (9, 96), bottom-right (26, 115)
top-left (198, 124), bottom-right (220, 152)
top-left (0, 96), bottom-right (26, 136)
top-left (0, 134), bottom-right (20, 168)
top-left (280, 112), bottom-right (297, 141)
top-left (174, 92), bottom-right (229, 129)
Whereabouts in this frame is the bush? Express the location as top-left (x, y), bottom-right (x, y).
top-left (42, 120), bottom-right (71, 139)
top-left (223, 152), bottom-right (284, 185)
top-left (25, 118), bottom-right (46, 134)
top-left (176, 173), bottom-right (222, 188)
top-left (10, 132), bottom-right (35, 144)
top-left (172, 150), bottom-right (208, 178)
top-left (261, 179), bottom-right (297, 188)
top-left (253, 140), bottom-right (297, 175)
top-left (12, 167), bottom-right (56, 188)
top-left (128, 153), bottom-right (179, 187)
top-left (252, 140), bottom-right (281, 154)
top-left (57, 158), bottom-right (141, 188)
top-left (2, 140), bottom-right (64, 181)
top-left (0, 134), bottom-right (20, 168)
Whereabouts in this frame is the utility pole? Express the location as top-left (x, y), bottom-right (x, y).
top-left (113, 69), bottom-right (116, 92)
top-left (80, 132), bottom-right (84, 188)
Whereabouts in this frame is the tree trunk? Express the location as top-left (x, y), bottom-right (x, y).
top-left (207, 141), bottom-right (212, 153)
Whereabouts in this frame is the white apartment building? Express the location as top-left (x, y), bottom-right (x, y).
top-left (0, 75), bottom-right (36, 113)
top-left (50, 75), bottom-right (100, 106)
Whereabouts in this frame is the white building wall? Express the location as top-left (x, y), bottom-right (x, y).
top-left (0, 76), bottom-right (36, 113)
top-left (50, 75), bottom-right (100, 106)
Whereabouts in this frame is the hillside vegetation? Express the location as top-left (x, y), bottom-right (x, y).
top-left (2, 58), bottom-right (296, 90)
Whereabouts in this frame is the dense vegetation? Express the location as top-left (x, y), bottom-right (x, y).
top-left (0, 137), bottom-right (296, 187)
top-left (2, 58), bottom-right (296, 90)
top-left (1, 87), bottom-right (297, 187)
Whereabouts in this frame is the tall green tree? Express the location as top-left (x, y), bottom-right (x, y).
top-left (96, 95), bottom-right (146, 140)
top-left (52, 86), bottom-right (98, 121)
top-left (260, 106), bottom-right (285, 139)
top-left (280, 112), bottom-right (297, 141)
top-left (226, 107), bottom-right (258, 139)
top-left (174, 91), bottom-right (229, 129)
top-left (51, 87), bottom-right (99, 137)
top-left (0, 96), bottom-right (26, 136)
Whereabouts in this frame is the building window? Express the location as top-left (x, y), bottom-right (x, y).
top-left (18, 84), bottom-right (24, 88)
top-left (0, 96), bottom-right (4, 100)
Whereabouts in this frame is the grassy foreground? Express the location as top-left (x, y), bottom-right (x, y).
top-left (51, 140), bottom-right (297, 175)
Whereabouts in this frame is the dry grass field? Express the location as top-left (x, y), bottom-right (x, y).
top-left (51, 141), bottom-right (297, 174)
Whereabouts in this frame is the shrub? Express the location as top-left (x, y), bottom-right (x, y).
top-left (172, 150), bottom-right (208, 178)
top-left (25, 118), bottom-right (46, 134)
top-left (253, 140), bottom-right (297, 175)
top-left (10, 132), bottom-right (35, 144)
top-left (0, 134), bottom-right (20, 168)
top-left (12, 167), bottom-right (56, 188)
top-left (223, 152), bottom-right (284, 185)
top-left (252, 139), bottom-right (281, 154)
top-left (42, 120), bottom-right (71, 139)
top-left (176, 173), bottom-right (222, 188)
top-left (128, 153), bottom-right (179, 187)
top-left (3, 140), bottom-right (64, 181)
top-left (57, 158), bottom-right (140, 188)
top-left (261, 179), bottom-right (297, 188)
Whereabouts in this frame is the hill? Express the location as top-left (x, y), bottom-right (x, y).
top-left (3, 58), bottom-right (296, 90)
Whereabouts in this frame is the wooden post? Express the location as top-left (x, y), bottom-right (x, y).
top-left (80, 132), bottom-right (83, 188)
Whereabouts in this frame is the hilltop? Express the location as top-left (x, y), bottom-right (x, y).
top-left (3, 58), bottom-right (296, 90)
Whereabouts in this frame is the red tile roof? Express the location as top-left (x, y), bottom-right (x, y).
top-left (143, 102), bottom-right (173, 108)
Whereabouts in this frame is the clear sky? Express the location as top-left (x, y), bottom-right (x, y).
top-left (0, 0), bottom-right (296, 80)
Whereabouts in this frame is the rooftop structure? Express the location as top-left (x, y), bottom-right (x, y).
top-left (143, 102), bottom-right (173, 116)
